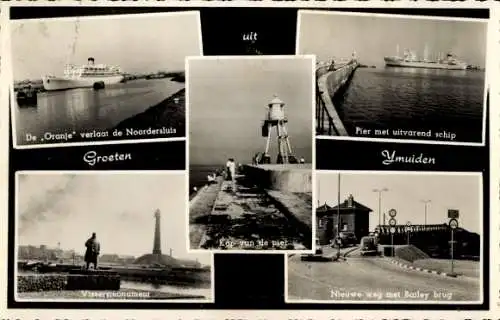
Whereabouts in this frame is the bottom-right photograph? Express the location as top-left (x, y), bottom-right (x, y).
top-left (286, 171), bottom-right (483, 304)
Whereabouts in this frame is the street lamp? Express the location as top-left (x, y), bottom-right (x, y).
top-left (421, 200), bottom-right (431, 226)
top-left (373, 188), bottom-right (388, 228)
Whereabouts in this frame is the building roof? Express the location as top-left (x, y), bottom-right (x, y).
top-left (316, 203), bottom-right (333, 212)
top-left (331, 199), bottom-right (372, 212)
top-left (316, 195), bottom-right (372, 217)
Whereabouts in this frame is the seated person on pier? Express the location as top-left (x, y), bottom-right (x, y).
top-left (207, 173), bottom-right (216, 184)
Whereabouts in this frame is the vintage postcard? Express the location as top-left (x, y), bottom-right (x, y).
top-left (14, 171), bottom-right (213, 302)
top-left (9, 11), bottom-right (202, 149)
top-left (298, 10), bottom-right (489, 146)
top-left (287, 171), bottom-right (483, 304)
top-left (187, 56), bottom-right (315, 253)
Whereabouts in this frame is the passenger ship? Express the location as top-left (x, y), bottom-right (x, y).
top-left (42, 57), bottom-right (124, 91)
top-left (384, 45), bottom-right (468, 70)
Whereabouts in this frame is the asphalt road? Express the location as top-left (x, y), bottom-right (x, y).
top-left (287, 249), bottom-right (481, 302)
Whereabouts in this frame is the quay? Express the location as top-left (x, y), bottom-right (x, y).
top-left (189, 164), bottom-right (313, 251)
top-left (17, 273), bottom-right (206, 299)
top-left (316, 57), bottom-right (359, 135)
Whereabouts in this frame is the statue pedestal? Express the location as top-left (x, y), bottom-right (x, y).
top-left (66, 270), bottom-right (121, 291)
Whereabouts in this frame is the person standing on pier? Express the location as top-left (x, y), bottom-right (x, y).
top-left (226, 158), bottom-right (237, 192)
top-left (84, 232), bottom-right (101, 270)
top-left (226, 158), bottom-right (233, 181)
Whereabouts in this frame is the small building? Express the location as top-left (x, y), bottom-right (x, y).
top-left (316, 194), bottom-right (373, 245)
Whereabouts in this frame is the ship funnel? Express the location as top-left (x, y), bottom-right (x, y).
top-left (88, 57), bottom-right (95, 65)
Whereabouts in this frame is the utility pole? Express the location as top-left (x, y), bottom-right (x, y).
top-left (373, 188), bottom-right (388, 228)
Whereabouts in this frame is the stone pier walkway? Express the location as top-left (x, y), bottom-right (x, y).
top-left (189, 176), bottom-right (312, 251)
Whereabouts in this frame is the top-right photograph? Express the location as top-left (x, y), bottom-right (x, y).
top-left (297, 10), bottom-right (489, 145)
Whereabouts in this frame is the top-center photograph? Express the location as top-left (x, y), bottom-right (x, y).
top-left (187, 56), bottom-right (315, 253)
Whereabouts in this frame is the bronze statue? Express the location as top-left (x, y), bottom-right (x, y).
top-left (84, 232), bottom-right (100, 270)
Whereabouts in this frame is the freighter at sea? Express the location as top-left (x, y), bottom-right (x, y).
top-left (384, 45), bottom-right (468, 70)
top-left (42, 57), bottom-right (124, 91)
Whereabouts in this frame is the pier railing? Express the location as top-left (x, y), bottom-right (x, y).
top-left (316, 60), bottom-right (359, 136)
top-left (316, 82), bottom-right (339, 135)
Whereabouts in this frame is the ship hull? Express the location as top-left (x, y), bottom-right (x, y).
top-left (42, 75), bottom-right (124, 91)
top-left (384, 57), bottom-right (467, 70)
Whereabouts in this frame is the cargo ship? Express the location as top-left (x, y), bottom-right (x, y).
top-left (384, 45), bottom-right (468, 70)
top-left (42, 57), bottom-right (124, 91)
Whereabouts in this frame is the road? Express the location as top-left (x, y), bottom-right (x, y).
top-left (287, 248), bottom-right (481, 302)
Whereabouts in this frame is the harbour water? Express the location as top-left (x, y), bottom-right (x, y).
top-left (334, 67), bottom-right (485, 143)
top-left (14, 78), bottom-right (184, 145)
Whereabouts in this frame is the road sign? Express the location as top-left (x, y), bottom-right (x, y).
top-left (388, 209), bottom-right (397, 217)
top-left (389, 227), bottom-right (396, 234)
top-left (448, 209), bottom-right (459, 219)
top-left (389, 218), bottom-right (397, 226)
top-left (449, 218), bottom-right (459, 229)
top-left (406, 221), bottom-right (412, 227)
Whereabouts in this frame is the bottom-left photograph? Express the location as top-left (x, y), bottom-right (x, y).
top-left (14, 171), bottom-right (213, 302)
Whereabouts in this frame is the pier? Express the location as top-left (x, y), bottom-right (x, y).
top-left (189, 164), bottom-right (312, 250)
top-left (316, 58), bottom-right (359, 135)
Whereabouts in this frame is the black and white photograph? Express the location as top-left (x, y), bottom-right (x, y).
top-left (15, 172), bottom-right (213, 302)
top-left (188, 56), bottom-right (315, 252)
top-left (287, 171), bottom-right (482, 303)
top-left (10, 11), bottom-right (202, 148)
top-left (298, 10), bottom-right (489, 145)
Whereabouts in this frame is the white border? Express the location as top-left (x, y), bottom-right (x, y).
top-left (297, 9), bottom-right (490, 147)
top-left (8, 11), bottom-right (203, 150)
top-left (285, 170), bottom-right (484, 305)
top-left (186, 55), bottom-right (316, 254)
top-left (13, 170), bottom-right (215, 304)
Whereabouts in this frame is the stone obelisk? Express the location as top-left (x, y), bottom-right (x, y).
top-left (153, 209), bottom-right (162, 255)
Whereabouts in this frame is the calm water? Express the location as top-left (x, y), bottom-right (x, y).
top-left (334, 68), bottom-right (485, 143)
top-left (14, 78), bottom-right (184, 146)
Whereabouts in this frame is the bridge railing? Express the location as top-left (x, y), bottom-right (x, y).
top-left (375, 224), bottom-right (449, 235)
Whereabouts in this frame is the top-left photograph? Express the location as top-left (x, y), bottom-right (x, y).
top-left (9, 11), bottom-right (202, 149)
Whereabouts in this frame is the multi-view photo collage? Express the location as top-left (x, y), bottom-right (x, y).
top-left (1, 3), bottom-right (495, 314)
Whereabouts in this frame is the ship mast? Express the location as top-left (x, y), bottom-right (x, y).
top-left (396, 44), bottom-right (400, 57)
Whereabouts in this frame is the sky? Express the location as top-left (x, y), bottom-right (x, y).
top-left (17, 173), bottom-right (211, 266)
top-left (11, 12), bottom-right (202, 81)
top-left (189, 57), bottom-right (314, 165)
top-left (317, 172), bottom-right (482, 234)
top-left (298, 12), bottom-right (488, 68)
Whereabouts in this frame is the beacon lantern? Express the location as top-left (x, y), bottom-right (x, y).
top-left (260, 95), bottom-right (297, 164)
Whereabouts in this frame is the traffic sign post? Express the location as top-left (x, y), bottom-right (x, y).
top-left (389, 209), bottom-right (397, 218)
top-left (448, 209), bottom-right (459, 219)
top-left (448, 218), bottom-right (459, 277)
top-left (405, 222), bottom-right (412, 246)
top-left (390, 225), bottom-right (396, 257)
top-left (389, 218), bottom-right (396, 227)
